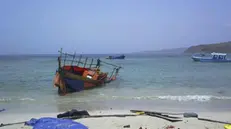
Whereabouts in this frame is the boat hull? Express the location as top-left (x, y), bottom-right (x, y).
top-left (54, 66), bottom-right (107, 95)
top-left (192, 56), bottom-right (231, 62)
top-left (58, 77), bottom-right (102, 94)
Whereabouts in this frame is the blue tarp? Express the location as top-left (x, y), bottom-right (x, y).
top-left (25, 117), bottom-right (88, 129)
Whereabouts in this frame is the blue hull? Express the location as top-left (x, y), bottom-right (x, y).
top-left (58, 78), bottom-right (85, 94)
top-left (192, 56), bottom-right (231, 62)
top-left (111, 56), bottom-right (125, 59)
top-left (106, 55), bottom-right (125, 59)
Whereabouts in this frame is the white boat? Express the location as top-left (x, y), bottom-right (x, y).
top-left (192, 52), bottom-right (231, 62)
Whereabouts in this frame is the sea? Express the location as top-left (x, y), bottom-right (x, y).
top-left (0, 54), bottom-right (231, 114)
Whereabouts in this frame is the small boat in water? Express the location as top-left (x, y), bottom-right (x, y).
top-left (53, 48), bottom-right (122, 96)
top-left (106, 55), bottom-right (125, 59)
top-left (191, 52), bottom-right (231, 62)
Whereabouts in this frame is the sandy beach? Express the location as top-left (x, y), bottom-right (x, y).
top-left (1, 110), bottom-right (231, 129)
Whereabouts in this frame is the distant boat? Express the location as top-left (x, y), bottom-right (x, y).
top-left (106, 55), bottom-right (125, 59)
top-left (191, 52), bottom-right (231, 62)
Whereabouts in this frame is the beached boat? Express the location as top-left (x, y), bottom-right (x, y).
top-left (53, 48), bottom-right (122, 95)
top-left (106, 55), bottom-right (125, 59)
top-left (191, 52), bottom-right (231, 62)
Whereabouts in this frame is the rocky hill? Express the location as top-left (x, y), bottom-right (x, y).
top-left (184, 41), bottom-right (231, 53)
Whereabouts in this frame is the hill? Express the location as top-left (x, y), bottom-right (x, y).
top-left (130, 47), bottom-right (187, 55)
top-left (184, 41), bottom-right (231, 53)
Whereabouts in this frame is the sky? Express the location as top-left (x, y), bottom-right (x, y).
top-left (0, 0), bottom-right (231, 54)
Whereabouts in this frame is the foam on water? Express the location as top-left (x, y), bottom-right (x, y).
top-left (2, 95), bottom-right (231, 104)
top-left (0, 98), bottom-right (11, 102)
top-left (157, 95), bottom-right (231, 102)
top-left (99, 95), bottom-right (231, 102)
top-left (0, 97), bottom-right (35, 102)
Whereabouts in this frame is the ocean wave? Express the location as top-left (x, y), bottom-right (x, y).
top-left (0, 98), bottom-right (11, 102)
top-left (157, 95), bottom-right (231, 102)
top-left (100, 94), bottom-right (231, 102)
top-left (19, 98), bottom-right (35, 101)
top-left (1, 95), bottom-right (231, 103)
top-left (157, 95), bottom-right (209, 102)
top-left (0, 97), bottom-right (35, 102)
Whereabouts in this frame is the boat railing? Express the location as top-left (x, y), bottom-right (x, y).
top-left (57, 48), bottom-right (122, 79)
top-left (58, 49), bottom-right (99, 68)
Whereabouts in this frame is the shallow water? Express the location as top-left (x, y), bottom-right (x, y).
top-left (0, 54), bottom-right (231, 114)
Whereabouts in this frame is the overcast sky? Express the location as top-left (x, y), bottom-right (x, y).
top-left (0, 0), bottom-right (231, 54)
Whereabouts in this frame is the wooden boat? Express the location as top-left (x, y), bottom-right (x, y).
top-left (192, 52), bottom-right (231, 62)
top-left (53, 48), bottom-right (122, 96)
top-left (106, 55), bottom-right (125, 59)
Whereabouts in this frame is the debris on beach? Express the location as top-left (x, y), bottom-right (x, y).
top-left (0, 109), bottom-right (5, 113)
top-left (123, 124), bottom-right (130, 128)
top-left (224, 124), bottom-right (231, 129)
top-left (165, 125), bottom-right (175, 129)
top-left (57, 109), bottom-right (89, 118)
top-left (25, 117), bottom-right (88, 129)
top-left (130, 110), bottom-right (183, 122)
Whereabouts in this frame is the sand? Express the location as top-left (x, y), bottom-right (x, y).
top-left (0, 110), bottom-right (231, 129)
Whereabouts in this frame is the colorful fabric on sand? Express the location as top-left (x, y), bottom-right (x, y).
top-left (25, 117), bottom-right (88, 129)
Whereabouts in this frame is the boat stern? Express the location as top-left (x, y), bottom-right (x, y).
top-left (191, 56), bottom-right (201, 62)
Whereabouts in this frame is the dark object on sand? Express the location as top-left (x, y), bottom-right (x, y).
top-left (180, 112), bottom-right (231, 124)
top-left (145, 113), bottom-right (182, 122)
top-left (198, 118), bottom-right (231, 125)
top-left (123, 125), bottom-right (130, 128)
top-left (183, 112), bottom-right (198, 118)
top-left (0, 109), bottom-right (5, 113)
top-left (70, 114), bottom-right (137, 119)
top-left (62, 114), bottom-right (138, 119)
top-left (57, 109), bottom-right (140, 119)
top-left (57, 109), bottom-right (89, 118)
top-left (131, 109), bottom-right (231, 125)
top-left (131, 110), bottom-right (182, 122)
top-left (131, 110), bottom-right (197, 118)
top-left (130, 110), bottom-right (183, 116)
top-left (0, 121), bottom-right (26, 128)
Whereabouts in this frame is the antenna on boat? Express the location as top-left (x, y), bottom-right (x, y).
top-left (89, 58), bottom-right (94, 68)
top-left (63, 53), bottom-right (67, 66)
top-left (71, 51), bottom-right (76, 65)
top-left (83, 57), bottom-right (88, 68)
top-left (58, 48), bottom-right (63, 55)
top-left (57, 48), bottom-right (63, 69)
top-left (77, 55), bottom-right (82, 66)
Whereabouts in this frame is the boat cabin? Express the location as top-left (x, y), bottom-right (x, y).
top-left (211, 52), bottom-right (227, 60)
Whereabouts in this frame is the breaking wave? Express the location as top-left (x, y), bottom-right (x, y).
top-left (0, 97), bottom-right (11, 102)
top-left (1, 95), bottom-right (231, 103)
top-left (0, 97), bottom-right (35, 102)
top-left (156, 95), bottom-right (231, 102)
top-left (99, 94), bottom-right (231, 102)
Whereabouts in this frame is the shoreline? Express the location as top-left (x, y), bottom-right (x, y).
top-left (1, 109), bottom-right (231, 129)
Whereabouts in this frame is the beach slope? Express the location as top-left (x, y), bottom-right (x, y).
top-left (1, 110), bottom-right (231, 129)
